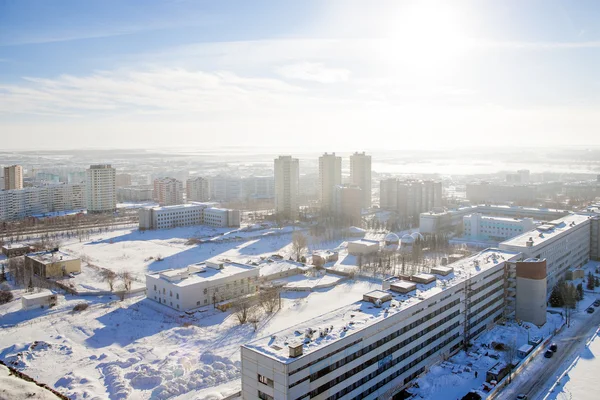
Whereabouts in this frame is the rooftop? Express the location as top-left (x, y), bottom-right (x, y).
top-left (22, 289), bottom-right (55, 300)
top-left (500, 213), bottom-right (591, 249)
top-left (26, 250), bottom-right (79, 264)
top-left (348, 239), bottom-right (380, 246)
top-left (147, 260), bottom-right (257, 287)
top-left (243, 248), bottom-right (521, 363)
top-left (149, 203), bottom-right (206, 211)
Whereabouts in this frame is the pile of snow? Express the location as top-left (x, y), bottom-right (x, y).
top-left (0, 364), bottom-right (64, 400)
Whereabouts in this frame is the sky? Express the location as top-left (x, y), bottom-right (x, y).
top-left (1, 0), bottom-right (600, 151)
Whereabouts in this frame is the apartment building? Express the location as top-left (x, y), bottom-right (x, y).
top-left (209, 176), bottom-right (243, 202)
top-left (380, 179), bottom-right (442, 224)
top-left (115, 174), bottom-right (132, 187)
top-left (332, 184), bottom-right (362, 225)
top-left (319, 153), bottom-right (342, 211)
top-left (186, 177), bottom-right (210, 202)
top-left (139, 203), bottom-right (240, 230)
top-left (241, 249), bottom-right (522, 400)
top-left (243, 176), bottom-right (275, 199)
top-left (86, 164), bottom-right (116, 213)
top-left (274, 156), bottom-right (300, 220)
top-left (146, 259), bottom-right (259, 311)
top-left (0, 184), bottom-right (86, 220)
top-left (463, 213), bottom-right (536, 241)
top-left (499, 213), bottom-right (591, 292)
top-left (153, 177), bottom-right (184, 206)
top-left (350, 152), bottom-right (372, 209)
top-left (466, 182), bottom-right (537, 204)
top-left (117, 186), bottom-right (154, 202)
top-left (3, 165), bottom-right (23, 190)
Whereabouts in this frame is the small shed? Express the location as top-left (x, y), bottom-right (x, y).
top-left (572, 268), bottom-right (585, 280)
top-left (347, 239), bottom-right (380, 256)
top-left (411, 273), bottom-right (436, 284)
top-left (486, 362), bottom-right (511, 383)
top-left (21, 290), bottom-right (58, 311)
top-left (431, 266), bottom-right (454, 276)
top-left (390, 281), bottom-right (417, 294)
top-left (517, 344), bottom-right (533, 359)
top-left (363, 290), bottom-right (393, 305)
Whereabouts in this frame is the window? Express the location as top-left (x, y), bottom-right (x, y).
top-left (197, 301), bottom-right (201, 306)
top-left (204, 288), bottom-right (207, 294)
top-left (163, 288), bottom-right (166, 294)
top-left (258, 374), bottom-right (274, 387)
top-left (170, 291), bottom-right (173, 297)
top-left (258, 390), bottom-right (274, 400)
top-left (154, 284), bottom-right (156, 290)
top-left (176, 304), bottom-right (179, 309)
top-left (176, 293), bottom-right (179, 299)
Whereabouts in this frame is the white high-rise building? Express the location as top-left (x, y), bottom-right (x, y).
top-left (186, 177), bottom-right (210, 202)
top-left (0, 184), bottom-right (86, 220)
top-left (153, 177), bottom-right (184, 206)
top-left (318, 153), bottom-right (342, 211)
top-left (350, 152), bottom-right (372, 209)
top-left (86, 164), bottom-right (116, 213)
top-left (4, 165), bottom-right (23, 190)
top-left (274, 156), bottom-right (299, 220)
top-left (209, 176), bottom-right (243, 202)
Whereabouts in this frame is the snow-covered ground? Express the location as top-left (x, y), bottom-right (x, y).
top-left (0, 363), bottom-right (63, 400)
top-left (273, 273), bottom-right (343, 290)
top-left (0, 275), bottom-right (382, 399)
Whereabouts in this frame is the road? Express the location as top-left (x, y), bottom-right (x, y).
top-left (497, 304), bottom-right (600, 400)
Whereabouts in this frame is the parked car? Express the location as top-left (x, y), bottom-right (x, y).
top-left (587, 307), bottom-right (595, 314)
top-left (593, 300), bottom-right (600, 307)
top-left (549, 343), bottom-right (558, 352)
top-left (544, 350), bottom-right (554, 358)
top-left (516, 395), bottom-right (528, 400)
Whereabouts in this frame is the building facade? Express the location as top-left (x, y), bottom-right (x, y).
top-left (153, 177), bottom-right (184, 206)
top-left (333, 184), bottom-right (362, 225)
top-left (515, 258), bottom-right (547, 326)
top-left (380, 179), bottom-right (442, 224)
top-left (139, 203), bottom-right (240, 230)
top-left (3, 165), bottom-right (23, 190)
top-left (86, 164), bottom-right (116, 213)
top-left (117, 186), bottom-right (154, 202)
top-left (319, 153), bottom-right (342, 211)
top-left (25, 250), bottom-right (81, 278)
top-left (186, 177), bottom-right (210, 202)
top-left (274, 156), bottom-right (300, 220)
top-left (115, 174), bottom-right (132, 187)
top-left (241, 249), bottom-right (522, 400)
top-left (0, 184), bottom-right (86, 220)
top-left (146, 260), bottom-right (259, 311)
top-left (463, 213), bottom-right (536, 241)
top-left (350, 152), bottom-right (372, 209)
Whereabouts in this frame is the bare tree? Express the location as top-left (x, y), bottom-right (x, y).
top-left (101, 269), bottom-right (117, 291)
top-left (259, 287), bottom-right (281, 313)
top-left (232, 298), bottom-right (251, 324)
top-left (504, 336), bottom-right (518, 383)
top-left (292, 232), bottom-right (308, 261)
top-left (119, 270), bottom-right (133, 292)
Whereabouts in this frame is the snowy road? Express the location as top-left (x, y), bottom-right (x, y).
top-left (497, 305), bottom-right (600, 400)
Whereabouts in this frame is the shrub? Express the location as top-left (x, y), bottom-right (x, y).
top-left (0, 290), bottom-right (13, 304)
top-left (72, 302), bottom-right (89, 312)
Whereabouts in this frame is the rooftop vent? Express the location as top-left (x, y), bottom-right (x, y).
top-left (289, 343), bottom-right (303, 358)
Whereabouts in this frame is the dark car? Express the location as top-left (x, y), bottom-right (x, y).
top-left (544, 350), bottom-right (553, 358)
top-left (593, 300), bottom-right (600, 307)
top-left (516, 395), bottom-right (528, 400)
top-left (549, 343), bottom-right (558, 352)
top-left (587, 307), bottom-right (595, 314)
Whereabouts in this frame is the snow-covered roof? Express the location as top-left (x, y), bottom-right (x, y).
top-left (259, 260), bottom-right (306, 277)
top-left (244, 248), bottom-right (522, 363)
top-left (22, 290), bottom-right (55, 300)
top-left (384, 232), bottom-right (400, 243)
top-left (26, 250), bottom-right (78, 264)
top-left (147, 261), bottom-right (257, 286)
top-left (500, 214), bottom-right (591, 249)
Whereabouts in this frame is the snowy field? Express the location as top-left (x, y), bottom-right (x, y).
top-left (0, 277), bottom-right (381, 399)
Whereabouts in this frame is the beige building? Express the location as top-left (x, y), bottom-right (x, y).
top-left (347, 239), bottom-right (380, 255)
top-left (186, 177), bottom-right (210, 202)
top-left (4, 165), bottom-right (23, 190)
top-left (350, 152), bottom-right (372, 209)
top-left (115, 173), bottom-right (132, 187)
top-left (274, 156), bottom-right (299, 220)
top-left (86, 164), bottom-right (116, 213)
top-left (318, 152), bottom-right (342, 211)
top-left (25, 250), bottom-right (81, 278)
top-left (153, 177), bottom-right (184, 206)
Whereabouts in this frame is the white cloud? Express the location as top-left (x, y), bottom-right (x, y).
top-left (275, 62), bottom-right (351, 83)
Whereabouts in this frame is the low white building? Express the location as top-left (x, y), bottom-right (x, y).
top-left (463, 213), bottom-right (536, 241)
top-left (146, 259), bottom-right (259, 311)
top-left (259, 259), bottom-right (310, 281)
top-left (21, 290), bottom-right (58, 310)
top-left (139, 203), bottom-right (240, 230)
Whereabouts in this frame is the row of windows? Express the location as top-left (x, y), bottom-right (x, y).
top-left (341, 332), bottom-right (461, 400)
top-left (303, 312), bottom-right (461, 399)
top-left (288, 338), bottom-right (364, 377)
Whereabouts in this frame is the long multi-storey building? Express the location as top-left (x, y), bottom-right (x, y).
top-left (274, 156), bottom-right (300, 220)
top-left (138, 203), bottom-right (240, 230)
top-left (0, 184), bottom-right (86, 220)
top-left (241, 249), bottom-right (522, 400)
top-left (153, 177), bottom-right (184, 206)
top-left (117, 186), bottom-right (154, 202)
top-left (350, 152), bottom-right (372, 209)
top-left (243, 176), bottom-right (275, 199)
top-left (333, 184), bottom-right (362, 226)
top-left (319, 153), bottom-right (342, 211)
top-left (86, 164), bottom-right (116, 213)
top-left (186, 177), bottom-right (210, 202)
top-left (499, 213), bottom-right (591, 292)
